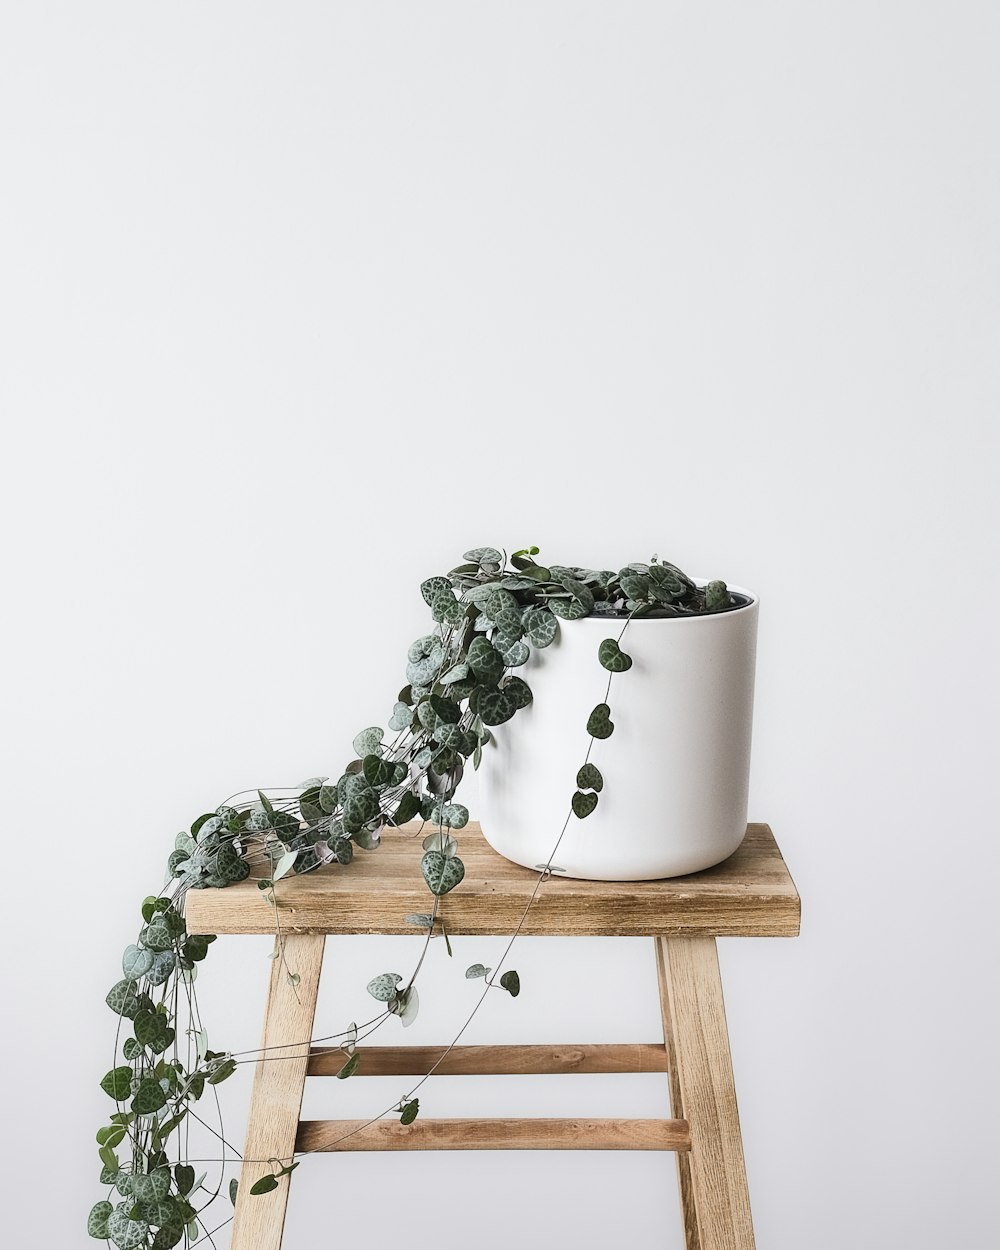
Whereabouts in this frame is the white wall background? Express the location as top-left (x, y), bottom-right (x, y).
top-left (2, 3), bottom-right (997, 1246)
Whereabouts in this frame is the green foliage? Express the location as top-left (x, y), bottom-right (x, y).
top-left (598, 638), bottom-right (633, 672)
top-left (100, 1067), bottom-right (133, 1101)
top-left (499, 970), bottom-right (521, 997)
top-left (421, 851), bottom-right (466, 895)
top-left (93, 544), bottom-right (737, 1241)
top-left (572, 791), bottom-right (598, 819)
top-left (587, 703), bottom-right (615, 739)
top-left (367, 972), bottom-right (403, 1002)
top-left (576, 763), bottom-right (603, 792)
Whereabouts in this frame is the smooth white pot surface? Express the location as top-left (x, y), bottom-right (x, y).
top-left (477, 587), bottom-right (758, 880)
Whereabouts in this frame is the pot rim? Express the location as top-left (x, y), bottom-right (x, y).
top-left (566, 581), bottom-right (757, 624)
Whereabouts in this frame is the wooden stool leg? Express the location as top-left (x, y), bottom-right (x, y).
top-left (230, 934), bottom-right (325, 1250)
top-left (655, 936), bottom-right (755, 1250)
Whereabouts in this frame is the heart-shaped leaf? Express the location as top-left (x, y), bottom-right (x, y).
top-left (420, 575), bottom-right (453, 606)
top-left (107, 1205), bottom-right (148, 1250)
top-left (88, 1200), bottom-right (113, 1239)
top-left (145, 950), bottom-right (176, 987)
top-left (132, 1077), bottom-right (168, 1115)
top-left (465, 963), bottom-right (490, 979)
top-left (572, 791), bottom-right (599, 819)
top-left (367, 972), bottom-right (403, 1002)
top-left (106, 980), bottom-right (145, 1019)
top-left (523, 607), bottom-right (558, 648)
top-left (174, 1164), bottom-right (195, 1196)
top-left (499, 970), bottom-right (521, 997)
top-left (250, 1173), bottom-right (279, 1195)
top-left (421, 850), bottom-right (466, 896)
top-left (586, 703), bottom-right (615, 739)
top-left (130, 1167), bottom-right (170, 1203)
top-left (464, 546), bottom-right (503, 566)
top-left (100, 1067), bottom-right (133, 1101)
top-left (598, 638), bottom-right (633, 672)
top-left (467, 636), bottom-right (504, 685)
top-left (576, 763), bottom-right (604, 792)
top-left (400, 1098), bottom-right (420, 1125)
top-left (353, 725), bottom-right (384, 757)
top-left (504, 677), bottom-right (533, 710)
top-left (492, 634), bottom-right (530, 667)
top-left (476, 688), bottom-right (517, 726)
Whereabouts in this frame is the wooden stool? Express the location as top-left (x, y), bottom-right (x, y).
top-left (186, 822), bottom-right (799, 1250)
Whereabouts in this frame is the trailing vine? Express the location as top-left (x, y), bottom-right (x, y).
top-left (91, 546), bottom-right (739, 1248)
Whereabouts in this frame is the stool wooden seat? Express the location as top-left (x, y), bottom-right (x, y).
top-left (186, 821), bottom-right (799, 1250)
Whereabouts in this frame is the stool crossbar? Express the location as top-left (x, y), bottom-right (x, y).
top-left (185, 822), bottom-right (799, 1250)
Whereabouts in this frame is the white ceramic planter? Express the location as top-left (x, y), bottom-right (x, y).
top-left (477, 585), bottom-right (758, 881)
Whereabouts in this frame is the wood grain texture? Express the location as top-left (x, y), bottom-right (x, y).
top-left (657, 936), bottom-right (755, 1250)
top-left (185, 822), bottom-right (799, 937)
top-left (657, 938), bottom-right (703, 1250)
top-left (229, 934), bottom-right (325, 1250)
top-left (308, 1042), bottom-right (668, 1076)
top-left (296, 1116), bottom-right (692, 1152)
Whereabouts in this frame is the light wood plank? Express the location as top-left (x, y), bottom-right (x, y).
top-left (657, 938), bottom-right (702, 1249)
top-left (657, 936), bottom-right (755, 1250)
top-left (297, 1116), bottom-right (691, 1152)
top-left (186, 822), bottom-right (799, 937)
top-left (230, 934), bottom-right (325, 1250)
top-left (308, 1042), bottom-right (667, 1076)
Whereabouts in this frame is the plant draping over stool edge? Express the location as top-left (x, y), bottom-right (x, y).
top-left (90, 547), bottom-right (739, 1249)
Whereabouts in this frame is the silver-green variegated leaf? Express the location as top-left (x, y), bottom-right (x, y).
top-left (132, 1077), bottom-right (168, 1115)
top-left (576, 762), bottom-right (604, 792)
top-left (432, 592), bottom-right (466, 627)
top-left (130, 1167), bottom-right (170, 1203)
top-left (492, 633), bottom-right (529, 666)
top-left (88, 1201), bottom-right (113, 1239)
top-left (100, 1067), bottom-right (133, 1101)
top-left (440, 663), bottom-right (470, 685)
top-left (464, 546), bottom-right (503, 566)
top-left (352, 726), bottom-right (384, 758)
top-left (467, 635), bottom-right (504, 684)
top-left (107, 1206), bottom-right (148, 1250)
top-left (572, 790), bottom-right (598, 819)
top-left (465, 963), bottom-right (490, 979)
top-left (421, 850), bottom-right (466, 895)
top-left (476, 687), bottom-right (517, 726)
top-left (620, 573), bottom-right (650, 601)
top-left (388, 701), bottom-right (412, 732)
top-left (122, 945), bottom-right (153, 982)
top-left (106, 979), bottom-right (143, 1019)
top-left (406, 636), bottom-right (445, 685)
top-left (586, 703), bottom-right (614, 739)
top-left (420, 575), bottom-right (453, 606)
top-left (547, 595), bottom-right (589, 620)
top-left (598, 638), bottom-right (633, 672)
top-left (558, 576), bottom-right (595, 615)
top-left (405, 913), bottom-right (434, 928)
top-left (367, 972), bottom-right (403, 1002)
top-left (319, 783), bottom-right (339, 813)
top-left (145, 950), bottom-right (176, 987)
top-left (523, 606), bottom-right (558, 647)
top-left (503, 677), bottom-right (532, 710)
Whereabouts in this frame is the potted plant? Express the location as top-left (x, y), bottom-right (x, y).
top-left (473, 557), bottom-right (758, 879)
top-left (89, 545), bottom-right (757, 1248)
